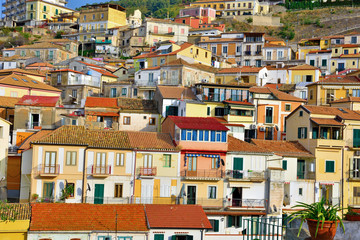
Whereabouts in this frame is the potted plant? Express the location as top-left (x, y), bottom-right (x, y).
top-left (31, 193), bottom-right (39, 202)
top-left (287, 199), bottom-right (345, 240)
top-left (345, 207), bottom-right (360, 221)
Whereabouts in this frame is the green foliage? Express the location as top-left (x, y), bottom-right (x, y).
top-left (286, 0), bottom-right (360, 10)
top-left (287, 199), bottom-right (345, 238)
top-left (246, 17), bottom-right (253, 23)
top-left (278, 23), bottom-right (295, 40)
top-left (346, 207), bottom-right (360, 216)
top-left (55, 31), bottom-right (64, 39)
top-left (60, 184), bottom-right (74, 201)
top-left (0, 201), bottom-right (18, 222)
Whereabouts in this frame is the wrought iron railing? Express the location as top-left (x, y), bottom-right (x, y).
top-left (181, 169), bottom-right (224, 178)
top-left (90, 165), bottom-right (111, 176)
top-left (225, 170), bottom-right (265, 181)
top-left (224, 198), bottom-right (267, 208)
top-left (36, 164), bottom-right (60, 175)
top-left (137, 167), bottom-right (157, 176)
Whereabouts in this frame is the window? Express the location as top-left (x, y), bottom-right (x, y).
top-left (326, 89), bottom-right (335, 104)
top-left (114, 183), bottom-right (123, 198)
top-left (299, 188), bottom-right (303, 196)
top-left (30, 4), bottom-right (33, 10)
top-left (149, 118), bottom-right (156, 125)
top-left (215, 107), bottom-right (225, 116)
top-left (266, 51), bottom-right (272, 60)
top-left (43, 15), bottom-right (46, 19)
top-left (65, 182), bottom-right (75, 197)
top-left (208, 186), bottom-right (216, 199)
top-left (133, 88), bottom-right (138, 97)
top-left (282, 160), bottom-right (287, 170)
top-left (121, 88), bottom-right (127, 96)
top-left (351, 36), bottom-right (357, 44)
top-left (344, 50), bottom-right (349, 55)
top-left (123, 116), bottom-right (131, 125)
top-left (265, 107), bottom-right (273, 123)
top-left (21, 50), bottom-right (25, 57)
top-left (101, 13), bottom-right (104, 19)
top-left (110, 88), bottom-right (117, 98)
top-left (309, 90), bottom-right (313, 100)
top-left (322, 59), bottom-right (327, 67)
top-left (55, 9), bottom-right (58, 15)
top-left (118, 237), bottom-right (132, 240)
top-left (223, 46), bottom-right (228, 54)
top-left (43, 5), bottom-right (46, 12)
top-left (285, 104), bottom-right (291, 111)
top-left (116, 153), bottom-right (124, 166)
top-left (245, 60), bottom-right (250, 66)
top-left (44, 151), bottom-right (56, 173)
top-left (325, 160), bottom-right (335, 173)
top-left (208, 219), bottom-right (219, 232)
top-left (154, 234), bottom-right (164, 240)
top-left (354, 187), bottom-right (360, 197)
top-left (57, 74), bottom-right (61, 84)
top-left (227, 216), bottom-right (242, 228)
top-left (298, 127), bottom-right (307, 139)
top-left (163, 154), bottom-right (171, 167)
top-left (43, 182), bottom-right (54, 199)
top-left (299, 110), bottom-right (303, 117)
top-left (35, 51), bottom-right (40, 58)
top-left (212, 47), bottom-right (216, 54)
top-left (353, 90), bottom-right (360, 97)
top-left (309, 59), bottom-right (315, 66)
top-left (207, 107), bottom-right (210, 116)
top-left (66, 151), bottom-right (77, 166)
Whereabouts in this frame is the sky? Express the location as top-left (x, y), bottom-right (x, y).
top-left (67, 0), bottom-right (103, 9)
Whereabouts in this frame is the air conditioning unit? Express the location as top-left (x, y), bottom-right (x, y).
top-left (259, 126), bottom-right (265, 132)
top-left (250, 124), bottom-right (257, 130)
top-left (355, 151), bottom-right (360, 156)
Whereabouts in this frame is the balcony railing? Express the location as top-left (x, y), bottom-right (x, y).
top-left (349, 170), bottom-right (360, 181)
top-left (95, 40), bottom-right (112, 44)
top-left (90, 165), bottom-right (111, 177)
top-left (181, 169), bottom-right (224, 179)
top-left (244, 51), bottom-right (251, 56)
top-left (137, 167), bottom-right (157, 176)
top-left (85, 197), bottom-right (131, 204)
top-left (349, 197), bottom-right (360, 207)
top-left (224, 198), bottom-right (267, 208)
top-left (255, 51), bottom-right (262, 56)
top-left (36, 164), bottom-right (60, 176)
top-left (297, 171), bottom-right (315, 180)
top-left (225, 170), bottom-right (265, 181)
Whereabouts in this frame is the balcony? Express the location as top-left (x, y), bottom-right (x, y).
top-left (90, 165), bottom-right (111, 177)
top-left (297, 171), bottom-right (315, 180)
top-left (224, 198), bottom-right (267, 209)
top-left (225, 170), bottom-right (265, 182)
top-left (185, 198), bottom-right (224, 208)
top-left (349, 197), bottom-right (360, 207)
top-left (255, 51), bottom-right (262, 56)
top-left (349, 170), bottom-right (360, 181)
top-left (244, 51), bottom-right (251, 56)
top-left (36, 164), bottom-right (60, 177)
top-left (95, 40), bottom-right (112, 44)
top-left (181, 169), bottom-right (224, 180)
top-left (137, 167), bottom-right (157, 177)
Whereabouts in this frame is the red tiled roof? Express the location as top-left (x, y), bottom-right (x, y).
top-left (140, 66), bottom-right (161, 71)
top-left (335, 44), bottom-right (360, 48)
top-left (157, 85), bottom-right (196, 100)
top-left (310, 118), bottom-right (344, 126)
top-left (90, 68), bottom-right (118, 78)
top-left (16, 95), bottom-right (59, 107)
top-left (27, 62), bottom-right (54, 68)
top-left (228, 136), bottom-right (269, 153)
top-left (288, 64), bottom-right (319, 70)
top-left (339, 53), bottom-right (360, 58)
top-left (330, 97), bottom-right (360, 103)
top-left (223, 100), bottom-right (253, 105)
top-left (30, 203), bottom-right (148, 231)
top-left (218, 66), bottom-right (263, 74)
top-left (250, 87), bottom-right (306, 102)
top-left (0, 96), bottom-right (20, 108)
top-left (206, 211), bottom-right (266, 216)
top-left (252, 139), bottom-right (314, 158)
top-left (145, 204), bottom-right (212, 229)
top-left (18, 130), bottom-right (53, 150)
top-left (85, 97), bottom-right (118, 108)
top-left (51, 69), bottom-right (86, 75)
top-left (308, 50), bottom-right (332, 54)
top-left (126, 132), bottom-right (176, 151)
top-left (309, 75), bottom-right (360, 84)
top-left (302, 105), bottom-right (360, 120)
top-left (167, 116), bottom-right (229, 131)
top-left (133, 42), bottom-right (193, 59)
top-left (77, 61), bottom-right (103, 68)
top-left (85, 111), bottom-right (119, 117)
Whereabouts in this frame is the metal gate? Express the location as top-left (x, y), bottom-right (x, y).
top-left (242, 217), bottom-right (286, 240)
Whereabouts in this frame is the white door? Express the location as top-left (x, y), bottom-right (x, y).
top-left (141, 180), bottom-right (154, 204)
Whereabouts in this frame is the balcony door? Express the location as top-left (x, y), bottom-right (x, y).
top-left (232, 187), bottom-right (243, 207)
top-left (141, 180), bottom-right (154, 204)
top-left (297, 160), bottom-right (305, 179)
top-left (143, 154), bottom-right (153, 175)
top-left (233, 157), bottom-right (243, 179)
top-left (354, 129), bottom-right (360, 148)
top-left (94, 184), bottom-right (104, 204)
top-left (31, 113), bottom-right (40, 128)
top-left (95, 153), bottom-right (106, 174)
top-left (44, 151), bottom-right (56, 174)
top-left (187, 157), bottom-right (197, 177)
top-left (353, 158), bottom-right (360, 178)
top-left (187, 186), bottom-right (196, 205)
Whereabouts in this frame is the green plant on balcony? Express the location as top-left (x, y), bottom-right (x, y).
top-left (60, 184), bottom-right (74, 201)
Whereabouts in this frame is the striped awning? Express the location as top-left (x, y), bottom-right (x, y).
top-left (184, 153), bottom-right (221, 167)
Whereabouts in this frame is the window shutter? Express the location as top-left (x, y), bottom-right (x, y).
top-left (239, 216), bottom-right (243, 228)
top-left (221, 131), bottom-right (227, 142)
top-left (171, 236), bottom-right (176, 240)
top-left (186, 236), bottom-right (193, 240)
top-left (181, 130), bottom-right (186, 140)
top-left (282, 160), bottom-right (287, 170)
top-left (227, 216), bottom-right (233, 227)
top-left (214, 220), bottom-right (219, 232)
top-left (304, 127), bottom-right (307, 139)
top-left (192, 130), bottom-right (197, 141)
top-left (298, 128), bottom-right (301, 139)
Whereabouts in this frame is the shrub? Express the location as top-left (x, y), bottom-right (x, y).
top-left (246, 17), bottom-right (253, 23)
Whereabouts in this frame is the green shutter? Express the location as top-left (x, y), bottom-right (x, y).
top-left (354, 129), bottom-right (360, 148)
top-left (154, 234), bottom-right (164, 240)
top-left (239, 216), bottom-right (243, 228)
top-left (227, 216), bottom-right (233, 227)
top-left (214, 220), bottom-right (219, 232)
top-left (298, 128), bottom-right (301, 138)
top-left (326, 161), bottom-right (335, 173)
top-left (186, 236), bottom-right (193, 240)
top-left (282, 160), bottom-right (287, 170)
top-left (304, 127), bottom-right (307, 139)
top-left (171, 235), bottom-right (176, 240)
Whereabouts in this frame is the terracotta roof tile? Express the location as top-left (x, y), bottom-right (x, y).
top-left (127, 131), bottom-right (176, 151)
top-left (164, 59), bottom-right (217, 73)
top-left (0, 68), bottom-right (46, 77)
top-left (228, 136), bottom-right (269, 153)
top-left (157, 85), bottom-right (196, 100)
top-left (250, 87), bottom-right (306, 102)
top-left (77, 61), bottom-right (103, 68)
top-left (0, 203), bottom-right (31, 220)
top-left (200, 38), bottom-right (243, 43)
top-left (16, 95), bottom-right (60, 107)
top-left (26, 62), bottom-right (54, 68)
top-left (90, 67), bottom-right (118, 78)
top-left (18, 130), bottom-right (53, 150)
top-left (133, 42), bottom-right (193, 59)
top-left (252, 139), bottom-right (314, 158)
top-left (310, 118), bottom-right (344, 126)
top-left (288, 64), bottom-right (319, 70)
top-left (0, 96), bottom-right (20, 108)
top-left (118, 98), bottom-right (157, 112)
top-left (263, 43), bottom-right (288, 48)
top-left (51, 69), bottom-right (86, 75)
top-left (218, 66), bottom-right (263, 74)
top-left (145, 204), bottom-right (212, 229)
top-left (330, 97), bottom-right (360, 103)
top-left (85, 97), bottom-right (118, 108)
top-left (0, 73), bottom-right (61, 92)
top-left (34, 126), bottom-right (132, 149)
top-left (310, 75), bottom-right (360, 84)
top-left (85, 111), bottom-right (119, 117)
top-left (30, 203), bottom-right (148, 231)
top-left (339, 53), bottom-right (360, 58)
top-left (303, 105), bottom-right (360, 120)
top-left (335, 44), bottom-right (360, 48)
top-left (15, 42), bottom-right (70, 51)
top-left (167, 116), bottom-right (229, 131)
top-left (146, 17), bottom-right (188, 26)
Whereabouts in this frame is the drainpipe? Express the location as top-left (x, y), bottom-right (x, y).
top-left (341, 147), bottom-right (344, 216)
top-left (132, 149), bottom-right (138, 203)
top-left (81, 147), bottom-right (88, 203)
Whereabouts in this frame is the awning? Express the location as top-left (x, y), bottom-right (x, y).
top-left (321, 86), bottom-right (342, 89)
top-left (206, 211), bottom-right (266, 216)
top-left (320, 182), bottom-right (334, 185)
top-left (85, 111), bottom-right (119, 117)
top-left (310, 118), bottom-right (344, 126)
top-left (157, 45), bottom-right (171, 51)
top-left (229, 182), bottom-right (252, 188)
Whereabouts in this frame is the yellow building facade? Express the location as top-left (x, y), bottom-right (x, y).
top-left (287, 64), bottom-right (320, 84)
top-left (26, 0), bottom-right (74, 21)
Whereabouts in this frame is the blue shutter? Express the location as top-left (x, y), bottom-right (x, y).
top-left (221, 131), bottom-right (227, 142)
top-left (181, 130), bottom-right (186, 140)
top-left (216, 131), bottom-right (221, 141)
top-left (211, 131), bottom-right (216, 142)
top-left (192, 130), bottom-right (197, 141)
top-left (187, 130), bottom-right (192, 140)
top-left (204, 130), bottom-right (209, 141)
top-left (199, 130), bottom-right (204, 141)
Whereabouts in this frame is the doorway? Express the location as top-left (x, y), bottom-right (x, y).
top-left (94, 184), bottom-right (104, 204)
top-left (232, 187), bottom-right (242, 207)
top-left (187, 186), bottom-right (196, 204)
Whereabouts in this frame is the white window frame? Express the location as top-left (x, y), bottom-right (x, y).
top-left (208, 186), bottom-right (217, 199)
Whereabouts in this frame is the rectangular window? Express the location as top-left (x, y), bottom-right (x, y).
top-left (309, 59), bottom-right (315, 66)
top-left (43, 182), bottom-right (54, 199)
top-left (223, 46), bottom-right (228, 54)
top-left (149, 118), bottom-right (156, 125)
top-left (44, 151), bottom-right (57, 173)
top-left (227, 216), bottom-right (242, 228)
top-left (210, 130), bottom-right (216, 142)
top-left (325, 160), bottom-right (335, 173)
top-left (123, 116), bottom-right (131, 125)
top-left (298, 127), bottom-right (307, 139)
top-left (322, 59), bottom-right (327, 67)
top-left (114, 183), bottom-right (123, 198)
top-left (35, 51), bottom-right (40, 58)
top-left (204, 130), bottom-right (209, 141)
top-left (163, 154), bottom-right (171, 167)
top-left (354, 187), bottom-right (360, 197)
top-left (282, 160), bottom-right (287, 170)
top-left (66, 151), bottom-right (77, 166)
top-left (285, 104), bottom-right (291, 111)
top-left (116, 153), bottom-right (124, 166)
top-left (121, 88), bottom-right (127, 96)
top-left (351, 36), bottom-right (357, 44)
top-left (265, 107), bottom-right (273, 123)
top-left (299, 188), bottom-right (303, 196)
top-left (111, 88), bottom-right (117, 98)
top-left (66, 183), bottom-right (74, 197)
top-left (208, 219), bottom-right (219, 232)
top-left (118, 237), bottom-right (132, 240)
top-left (326, 89), bottom-right (335, 104)
top-left (208, 186), bottom-right (217, 199)
top-left (72, 89), bottom-right (77, 98)
top-left (154, 234), bottom-right (164, 240)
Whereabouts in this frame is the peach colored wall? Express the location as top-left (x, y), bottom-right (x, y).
top-left (180, 152), bottom-right (226, 172)
top-left (177, 140), bottom-right (227, 151)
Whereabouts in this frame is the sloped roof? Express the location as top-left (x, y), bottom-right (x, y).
top-left (250, 87), bottom-right (306, 102)
top-left (133, 42), bottom-right (193, 59)
top-left (218, 66), bottom-right (264, 74)
top-left (0, 96), bottom-right (20, 108)
top-left (302, 105), bottom-right (360, 120)
top-left (288, 64), bottom-right (319, 70)
top-left (0, 203), bottom-right (31, 220)
top-left (26, 62), bottom-right (54, 68)
top-left (126, 131), bottom-right (176, 151)
top-left (51, 69), bottom-right (86, 75)
top-left (167, 116), bottom-right (229, 131)
top-left (118, 98), bottom-right (157, 111)
top-left (0, 73), bottom-right (61, 92)
top-left (157, 85), bottom-right (196, 100)
top-left (252, 139), bottom-right (314, 158)
top-left (18, 130), bottom-right (53, 150)
top-left (15, 42), bottom-right (69, 51)
top-left (227, 136), bottom-right (270, 154)
top-left (310, 118), bottom-right (345, 126)
top-left (330, 97), bottom-right (360, 103)
top-left (145, 204), bottom-right (212, 229)
top-left (33, 125), bottom-right (132, 149)
top-left (308, 75), bottom-right (360, 85)
top-left (85, 97), bottom-right (118, 108)
top-left (164, 58), bottom-right (217, 73)
top-left (30, 203), bottom-right (148, 231)
top-left (90, 67), bottom-right (118, 78)
top-left (16, 95), bottom-right (60, 107)
top-left (0, 68), bottom-right (47, 77)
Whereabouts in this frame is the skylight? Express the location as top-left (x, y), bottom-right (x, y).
top-left (12, 77), bottom-right (18, 81)
top-left (31, 80), bottom-right (38, 84)
top-left (22, 78), bottom-right (28, 82)
top-left (338, 108), bottom-right (348, 113)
